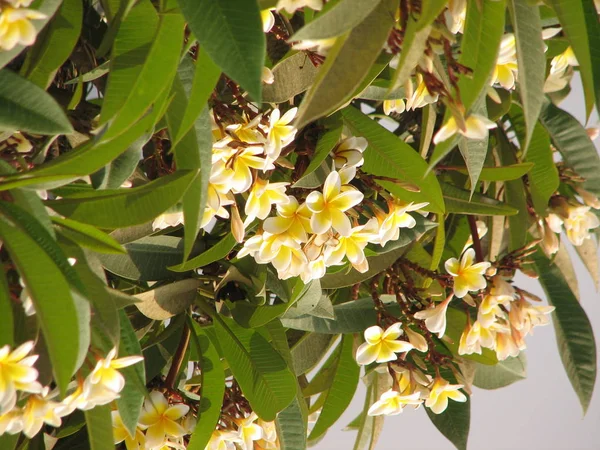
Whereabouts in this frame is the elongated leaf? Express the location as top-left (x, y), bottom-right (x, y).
top-left (20, 0), bottom-right (83, 88)
top-left (425, 395), bottom-right (470, 450)
top-left (293, 0), bottom-right (381, 40)
top-left (549, 0), bottom-right (600, 117)
top-left (525, 123), bottom-right (558, 215)
top-left (84, 404), bottom-right (113, 450)
top-left (209, 313), bottom-right (297, 420)
top-left (417, 0), bottom-right (448, 29)
top-left (451, 163), bottom-right (533, 181)
top-left (441, 183), bottom-right (518, 216)
top-left (178, 0), bottom-right (264, 100)
top-left (48, 170), bottom-right (196, 228)
top-left (574, 238), bottom-right (599, 290)
top-left (262, 52), bottom-right (319, 103)
top-left (134, 279), bottom-right (201, 320)
top-left (0, 269), bottom-right (13, 347)
top-left (187, 322), bottom-right (225, 450)
top-left (508, 0), bottom-right (545, 152)
top-left (473, 353), bottom-right (527, 389)
top-left (99, 236), bottom-right (187, 281)
top-left (169, 233), bottom-right (237, 272)
top-left (444, 308), bottom-right (498, 365)
top-left (291, 333), bottom-right (336, 376)
top-left (308, 335), bottom-right (360, 440)
top-left (276, 393), bottom-right (309, 450)
top-left (341, 106), bottom-right (445, 212)
top-left (295, 0), bottom-right (396, 128)
top-left (51, 217), bottom-right (126, 254)
top-left (295, 115), bottom-right (342, 184)
top-left (539, 99), bottom-right (600, 199)
top-left (0, 69), bottom-right (73, 135)
top-left (389, 17), bottom-right (431, 92)
top-left (533, 252), bottom-right (597, 413)
top-left (0, 217), bottom-right (80, 394)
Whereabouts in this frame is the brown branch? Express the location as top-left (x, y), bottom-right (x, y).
top-left (467, 215), bottom-right (484, 262)
top-left (165, 323), bottom-right (191, 390)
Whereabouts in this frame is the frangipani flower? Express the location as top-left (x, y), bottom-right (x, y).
top-left (262, 66), bottom-right (275, 84)
top-left (138, 391), bottom-right (190, 449)
top-left (263, 196), bottom-right (312, 242)
top-left (445, 0), bottom-right (466, 34)
top-left (495, 331), bottom-right (520, 361)
top-left (306, 171), bottom-right (363, 236)
top-left (112, 410), bottom-right (146, 450)
top-left (445, 248), bottom-right (491, 298)
top-left (216, 146), bottom-right (272, 194)
top-left (265, 107), bottom-right (298, 161)
top-left (491, 34), bottom-right (518, 90)
top-left (379, 199), bottom-right (429, 246)
top-left (425, 378), bottom-right (467, 414)
top-left (21, 387), bottom-right (62, 438)
top-left (545, 46), bottom-right (578, 93)
top-left (433, 114), bottom-right (497, 145)
top-left (206, 430), bottom-right (242, 450)
top-left (355, 323), bottom-right (413, 365)
top-left (331, 137), bottom-right (368, 169)
top-left (0, 341), bottom-right (42, 414)
top-left (0, 7), bottom-right (47, 51)
top-left (414, 296), bottom-right (452, 338)
top-left (562, 204), bottom-right (600, 246)
top-left (0, 408), bottom-right (23, 435)
top-left (405, 74), bottom-right (439, 111)
top-left (152, 209), bottom-right (184, 231)
top-left (367, 390), bottom-right (422, 416)
top-left (244, 179), bottom-right (290, 225)
top-left (324, 219), bottom-right (378, 273)
top-left (256, 419), bottom-right (278, 450)
top-left (261, 9), bottom-right (275, 33)
top-left (277, 0), bottom-right (323, 14)
top-left (404, 327), bottom-right (429, 352)
top-left (383, 98), bottom-right (406, 116)
top-left (235, 413), bottom-right (263, 450)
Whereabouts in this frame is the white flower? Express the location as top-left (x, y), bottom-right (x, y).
top-left (261, 66), bottom-right (275, 84)
top-left (112, 410), bottom-right (146, 450)
top-left (562, 204), bottom-right (600, 246)
top-left (0, 341), bottom-right (42, 414)
top-left (263, 196), bottom-right (312, 243)
top-left (405, 75), bottom-right (439, 111)
top-left (444, 248), bottom-right (491, 298)
top-left (261, 9), bottom-right (275, 33)
top-left (324, 219), bottom-right (379, 273)
top-left (277, 0), bottom-right (323, 14)
top-left (265, 108), bottom-right (298, 161)
top-left (404, 327), bottom-right (428, 352)
top-left (445, 0), bottom-right (466, 34)
top-left (425, 378), bottom-right (467, 414)
top-left (433, 114), bottom-right (497, 144)
top-left (367, 390), bottom-right (422, 416)
top-left (21, 387), bottom-right (62, 438)
top-left (244, 179), bottom-right (290, 226)
top-left (414, 296), bottom-right (452, 338)
top-left (152, 209), bottom-right (184, 231)
top-left (355, 323), bottom-right (413, 365)
top-left (491, 33), bottom-right (518, 90)
top-left (138, 391), bottom-right (190, 449)
top-left (235, 413), bottom-right (263, 450)
top-left (0, 408), bottom-right (23, 435)
top-left (379, 199), bottom-right (429, 247)
top-left (331, 137), bottom-right (368, 169)
top-left (0, 6), bottom-right (46, 51)
top-left (383, 98), bottom-right (406, 116)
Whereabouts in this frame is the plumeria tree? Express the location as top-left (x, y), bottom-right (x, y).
top-left (0, 0), bottom-right (598, 449)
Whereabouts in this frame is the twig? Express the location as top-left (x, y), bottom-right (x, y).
top-left (165, 322), bottom-right (191, 390)
top-left (467, 215), bottom-right (484, 262)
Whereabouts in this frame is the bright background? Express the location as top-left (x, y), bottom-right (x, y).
top-left (317, 76), bottom-right (600, 449)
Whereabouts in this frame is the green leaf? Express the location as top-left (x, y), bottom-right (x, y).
top-left (0, 434), bottom-right (19, 450)
top-left (353, 372), bottom-right (390, 450)
top-left (116, 309), bottom-right (146, 439)
top-left (208, 313), bottom-right (297, 421)
top-left (341, 106), bottom-right (445, 212)
top-left (99, 236), bottom-right (187, 281)
top-left (450, 163), bottom-right (533, 181)
top-left (574, 238), bottom-right (599, 290)
top-left (0, 268), bottom-right (13, 347)
top-left (508, 0), bottom-right (545, 152)
top-left (295, 0), bottom-right (396, 128)
top-left (473, 353), bottom-right (527, 389)
top-left (0, 69), bottom-right (73, 135)
top-left (51, 217), bottom-right (126, 254)
top-left (276, 393), bottom-right (309, 450)
top-left (20, 0), bottom-right (83, 89)
top-left (549, 0), bottom-right (600, 117)
top-left (309, 335), bottom-right (360, 440)
top-left (429, 0), bottom-right (506, 167)
top-left (533, 252), bottom-right (597, 413)
top-left (64, 61), bottom-right (110, 85)
top-left (84, 404), bottom-right (114, 450)
top-left (48, 170), bottom-right (197, 228)
top-left (388, 17), bottom-right (431, 92)
top-left (444, 308), bottom-right (498, 365)
top-left (169, 233), bottom-right (237, 272)
top-left (294, 114), bottom-right (342, 185)
top-left (441, 183), bottom-right (518, 216)
top-left (425, 395), bottom-right (470, 450)
top-left (292, 0), bottom-right (382, 41)
top-left (524, 123), bottom-right (558, 215)
top-left (291, 333), bottom-right (336, 376)
top-left (458, 135), bottom-right (488, 197)
top-left (262, 52), bottom-right (320, 104)
top-left (539, 99), bottom-right (600, 199)
top-left (0, 215), bottom-right (84, 394)
top-left (178, 0), bottom-right (265, 100)
top-left (0, 0), bottom-right (63, 70)
top-left (186, 322), bottom-right (225, 450)
top-left (134, 279), bottom-right (201, 320)
top-left (417, 0), bottom-right (448, 29)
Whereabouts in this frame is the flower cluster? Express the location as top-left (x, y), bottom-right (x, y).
top-left (0, 0), bottom-right (46, 51)
top-left (0, 344), bottom-right (142, 439)
top-left (205, 413), bottom-right (278, 450)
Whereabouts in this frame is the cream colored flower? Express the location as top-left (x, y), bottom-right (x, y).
top-left (0, 132), bottom-right (32, 153)
top-left (206, 430), bottom-right (241, 450)
top-left (265, 107), bottom-right (298, 161)
top-left (576, 187), bottom-right (600, 209)
top-left (0, 7), bottom-right (46, 51)
top-left (139, 391), bottom-right (190, 449)
top-left (405, 74), bottom-right (439, 111)
top-left (445, 0), bottom-right (466, 34)
top-left (261, 9), bottom-right (275, 33)
top-left (261, 66), bottom-right (275, 84)
top-left (331, 137), bottom-right (368, 169)
top-left (306, 171), bottom-right (363, 236)
top-left (379, 199), bottom-right (429, 246)
top-left (433, 114), bottom-right (497, 145)
top-left (0, 408), bottom-right (23, 435)
top-left (355, 323), bottom-right (414, 365)
top-left (277, 0), bottom-right (323, 14)
top-left (245, 178), bottom-right (289, 225)
top-left (425, 378), bottom-right (467, 414)
top-left (21, 387), bottom-right (62, 438)
top-left (367, 390), bottom-right (422, 416)
top-left (383, 98), bottom-right (406, 116)
top-left (495, 331), bottom-right (520, 361)
top-left (0, 341), bottom-right (42, 414)
top-left (324, 219), bottom-right (379, 273)
top-left (256, 419), bottom-right (278, 450)
top-left (404, 327), bottom-right (428, 352)
top-left (215, 145), bottom-right (272, 194)
top-left (414, 296), bottom-right (452, 338)
top-left (152, 209), bottom-right (184, 231)
top-left (235, 413), bottom-right (263, 450)
top-left (491, 34), bottom-right (518, 90)
top-left (509, 298), bottom-right (554, 336)
top-left (444, 248), bottom-right (491, 298)
top-left (263, 196), bottom-right (312, 242)
top-left (112, 410), bottom-right (146, 450)
top-left (562, 204), bottom-right (600, 246)
top-left (292, 37), bottom-right (336, 55)
top-left (458, 320), bottom-right (497, 355)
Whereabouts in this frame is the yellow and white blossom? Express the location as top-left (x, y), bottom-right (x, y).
top-left (139, 391), bottom-right (190, 449)
top-left (562, 204), bottom-right (600, 246)
top-left (405, 74), bottom-right (439, 111)
top-left (152, 209), bottom-right (184, 231)
top-left (21, 387), bottom-right (62, 438)
top-left (425, 378), bottom-right (467, 414)
top-left (245, 178), bottom-right (290, 226)
top-left (414, 296), bottom-right (452, 338)
top-left (495, 331), bottom-right (521, 361)
top-left (458, 320), bottom-right (499, 355)
top-left (355, 323), bottom-right (414, 365)
top-left (404, 327), bottom-right (429, 352)
top-left (509, 298), bottom-right (554, 337)
top-left (379, 199), bottom-right (429, 246)
top-left (491, 34), bottom-right (518, 90)
top-left (112, 410), bottom-right (146, 450)
top-left (235, 413), bottom-right (263, 450)
top-left (306, 171), bottom-right (363, 236)
top-left (277, 0), bottom-right (323, 14)
top-left (0, 6), bottom-right (46, 51)
top-left (544, 46), bottom-right (578, 93)
top-left (255, 419), bottom-right (278, 450)
top-left (367, 390), bottom-right (422, 416)
top-left (445, 0), bottom-right (466, 34)
top-left (324, 219), bottom-right (379, 273)
top-left (292, 37), bottom-right (336, 55)
top-left (433, 114), bottom-right (497, 145)
top-left (261, 9), bottom-right (275, 33)
top-left (575, 187), bottom-right (600, 209)
top-left (263, 196), bottom-right (312, 242)
top-left (261, 66), bottom-right (275, 84)
top-left (0, 341), bottom-right (42, 414)
top-left (331, 137), bottom-right (368, 169)
top-left (215, 145), bottom-right (272, 194)
top-left (206, 430), bottom-right (242, 450)
top-left (444, 248), bottom-right (491, 298)
top-left (383, 98), bottom-right (406, 116)
top-left (265, 107), bottom-right (298, 161)
top-left (0, 408), bottom-right (23, 435)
